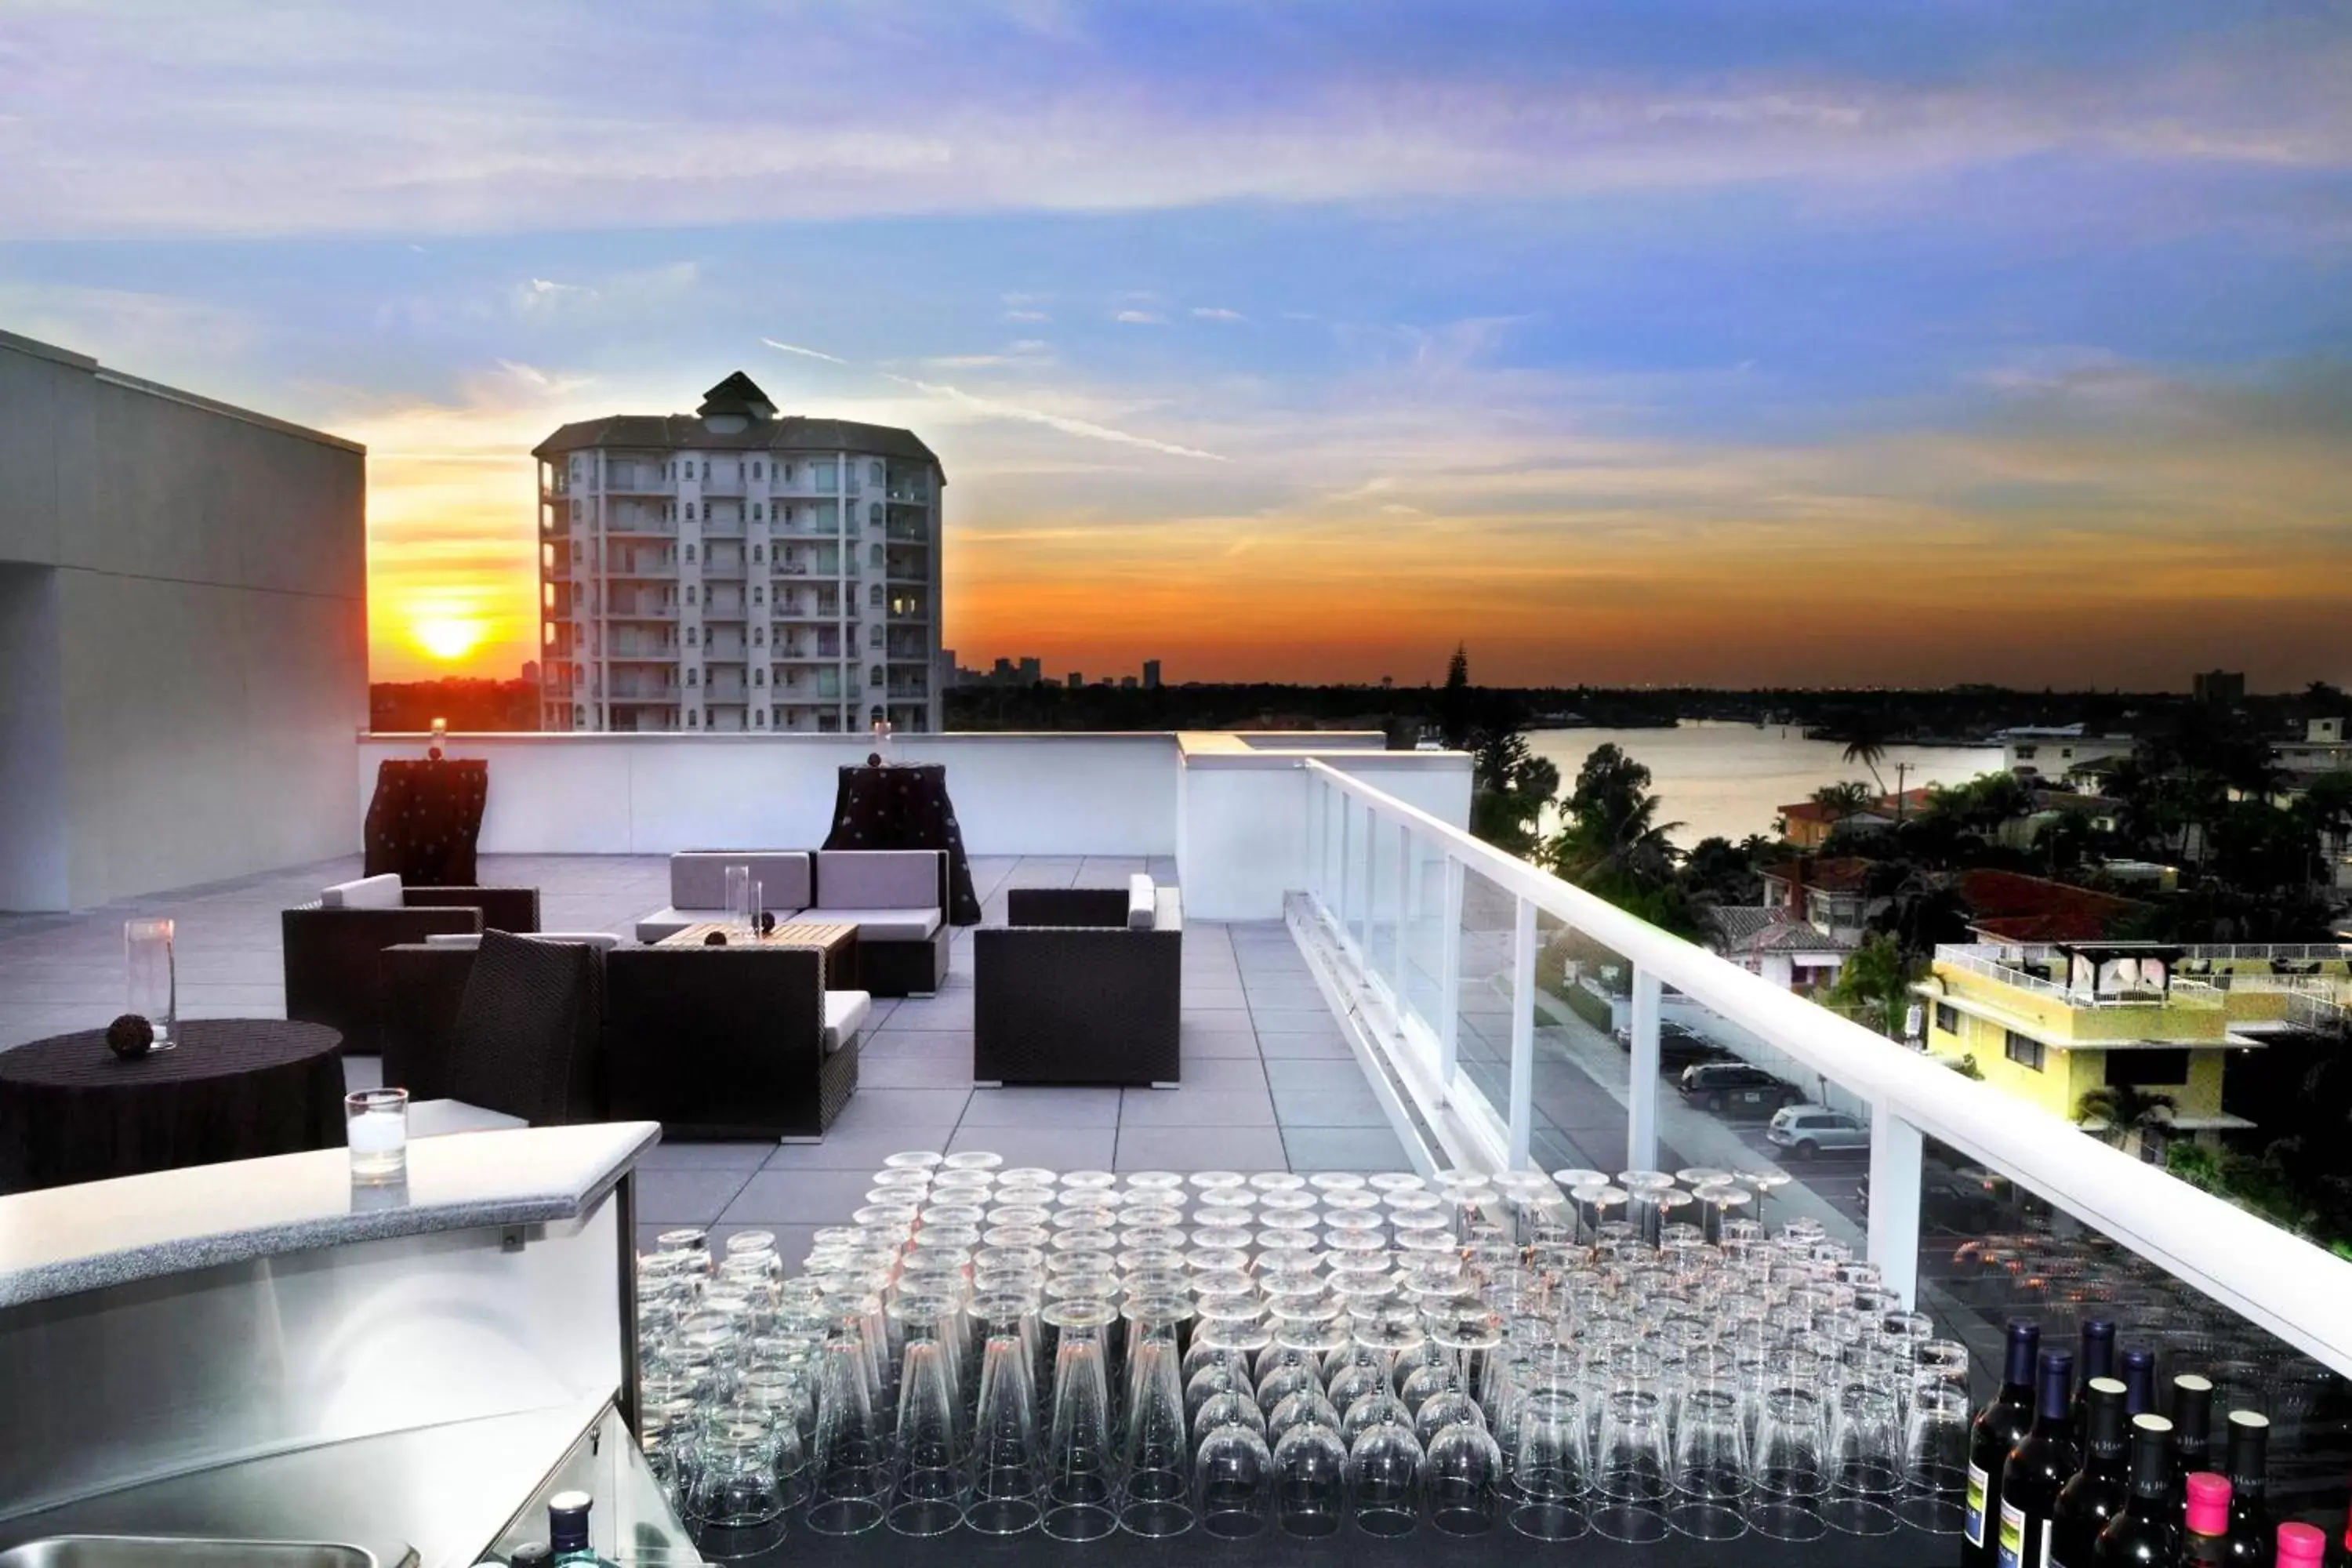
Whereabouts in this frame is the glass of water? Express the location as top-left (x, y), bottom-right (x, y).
top-left (125, 917), bottom-right (176, 1049)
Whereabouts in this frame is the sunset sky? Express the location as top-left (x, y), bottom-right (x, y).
top-left (3, 2), bottom-right (2348, 688)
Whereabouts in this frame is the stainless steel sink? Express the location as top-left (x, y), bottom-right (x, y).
top-left (0, 1541), bottom-right (380, 1568)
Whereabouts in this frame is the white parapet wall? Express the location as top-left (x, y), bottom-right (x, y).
top-left (354, 729), bottom-right (1473, 920)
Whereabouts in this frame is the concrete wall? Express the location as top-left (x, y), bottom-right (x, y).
top-left (0, 330), bottom-right (367, 909)
top-left (354, 730), bottom-right (1477, 920)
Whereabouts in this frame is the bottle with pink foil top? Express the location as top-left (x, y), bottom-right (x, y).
top-left (2183, 1474), bottom-right (2235, 1568)
top-left (2278, 1523), bottom-right (2327, 1568)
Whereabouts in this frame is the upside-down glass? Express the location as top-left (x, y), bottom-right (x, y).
top-left (1898, 1381), bottom-right (1973, 1534)
top-left (1591, 1385), bottom-right (1672, 1544)
top-left (1668, 1381), bottom-right (1749, 1541)
top-left (1508, 1384), bottom-right (1590, 1541)
top-left (1272, 1415), bottom-right (1348, 1538)
top-left (1749, 1385), bottom-right (1831, 1542)
top-left (1040, 1299), bottom-right (1119, 1542)
top-left (886, 1332), bottom-right (964, 1537)
top-left (1348, 1413), bottom-right (1425, 1538)
top-left (688, 1417), bottom-right (790, 1554)
top-left (1424, 1416), bottom-right (1504, 1536)
top-left (1118, 1334), bottom-right (1195, 1537)
top-left (1195, 1405), bottom-right (1275, 1539)
top-left (964, 1317), bottom-right (1042, 1535)
top-left (804, 1335), bottom-right (887, 1535)
top-left (1824, 1384), bottom-right (1903, 1535)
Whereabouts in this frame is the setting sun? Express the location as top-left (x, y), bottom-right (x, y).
top-left (410, 614), bottom-right (488, 663)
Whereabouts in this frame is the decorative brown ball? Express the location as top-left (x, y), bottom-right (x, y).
top-left (702, 930), bottom-right (728, 946)
top-left (757, 911), bottom-right (777, 936)
top-left (106, 1014), bottom-right (154, 1057)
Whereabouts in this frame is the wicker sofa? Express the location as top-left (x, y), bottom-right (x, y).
top-left (633, 851), bottom-right (812, 943)
top-left (809, 848), bottom-right (952, 996)
top-left (604, 946), bottom-right (869, 1140)
top-left (379, 931), bottom-right (608, 1131)
top-left (974, 878), bottom-right (1182, 1086)
top-left (284, 873), bottom-right (540, 1054)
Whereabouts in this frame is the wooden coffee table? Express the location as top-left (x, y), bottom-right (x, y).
top-left (658, 919), bottom-right (861, 988)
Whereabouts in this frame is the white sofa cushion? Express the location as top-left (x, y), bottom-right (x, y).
top-left (815, 906), bottom-right (942, 944)
top-left (321, 873), bottom-right (404, 910)
top-left (1127, 874), bottom-right (1156, 930)
top-left (822, 989), bottom-right (873, 1055)
top-left (670, 851), bottom-right (812, 912)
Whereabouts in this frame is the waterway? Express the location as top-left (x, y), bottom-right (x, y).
top-left (1527, 720), bottom-right (2003, 848)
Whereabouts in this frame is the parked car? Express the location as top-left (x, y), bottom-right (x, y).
top-left (1766, 1105), bottom-right (1869, 1159)
top-left (1617, 1021), bottom-right (1733, 1073)
top-left (1858, 1164), bottom-right (2016, 1236)
top-left (1679, 1061), bottom-right (1800, 1116)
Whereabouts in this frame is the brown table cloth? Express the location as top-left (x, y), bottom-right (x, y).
top-left (365, 757), bottom-right (489, 885)
top-left (822, 762), bottom-right (984, 925)
top-left (0, 1018), bottom-right (347, 1193)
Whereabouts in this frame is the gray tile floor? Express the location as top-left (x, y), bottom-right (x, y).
top-left (0, 851), bottom-right (1414, 1258)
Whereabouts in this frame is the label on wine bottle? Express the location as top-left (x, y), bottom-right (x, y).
top-left (2000, 1498), bottom-right (2029, 1568)
top-left (1968, 1462), bottom-right (1991, 1546)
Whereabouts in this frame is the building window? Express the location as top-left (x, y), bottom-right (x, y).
top-left (684, 544), bottom-right (696, 563)
top-left (753, 504), bottom-right (764, 521)
top-left (2004, 1030), bottom-right (2045, 1072)
top-left (870, 461), bottom-right (884, 485)
top-left (754, 668), bottom-right (766, 686)
top-left (1933, 1002), bottom-right (1959, 1036)
top-left (870, 543), bottom-right (884, 568)
top-left (753, 626), bottom-right (765, 644)
top-left (686, 626), bottom-right (698, 644)
top-left (2106, 1049), bottom-right (2191, 1088)
top-left (869, 583), bottom-right (884, 608)
top-left (686, 585), bottom-right (698, 604)
top-left (755, 709), bottom-right (765, 726)
top-left (753, 586), bottom-right (765, 604)
top-left (685, 503), bottom-right (696, 521)
top-left (2014, 746), bottom-right (2038, 760)
top-left (753, 544), bottom-right (764, 563)
top-left (813, 461), bottom-right (837, 488)
top-left (784, 463), bottom-right (794, 482)
top-left (687, 668), bottom-right (699, 686)
top-left (870, 665), bottom-right (884, 686)
top-left (753, 462), bottom-right (763, 479)
top-left (688, 709), bottom-right (699, 728)
top-left (869, 502), bottom-right (882, 527)
top-left (869, 625), bottom-right (884, 648)
top-left (701, 461), bottom-right (710, 481)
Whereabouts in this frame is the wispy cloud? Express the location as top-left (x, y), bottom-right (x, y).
top-left (1113, 309), bottom-right (1163, 325)
top-left (761, 337), bottom-right (849, 365)
top-left (878, 372), bottom-right (1228, 461)
top-left (1192, 307), bottom-right (1246, 321)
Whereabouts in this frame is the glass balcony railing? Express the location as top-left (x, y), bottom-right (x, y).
top-left (1298, 760), bottom-right (2352, 1497)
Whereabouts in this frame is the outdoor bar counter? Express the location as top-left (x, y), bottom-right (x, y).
top-left (0, 1123), bottom-right (689, 1568)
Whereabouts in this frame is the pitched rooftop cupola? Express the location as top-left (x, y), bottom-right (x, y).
top-left (697, 371), bottom-right (776, 433)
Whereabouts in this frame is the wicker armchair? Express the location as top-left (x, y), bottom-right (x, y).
top-left (974, 884), bottom-right (1182, 1086)
top-left (604, 946), bottom-right (868, 1140)
top-left (379, 932), bottom-right (605, 1129)
top-left (283, 879), bottom-right (541, 1054)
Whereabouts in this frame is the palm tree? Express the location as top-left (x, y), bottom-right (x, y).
top-left (1813, 781), bottom-right (1876, 823)
top-left (2075, 1084), bottom-right (2178, 1153)
top-left (1838, 713), bottom-right (1893, 793)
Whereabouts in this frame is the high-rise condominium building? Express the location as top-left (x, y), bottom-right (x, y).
top-left (532, 372), bottom-right (943, 735)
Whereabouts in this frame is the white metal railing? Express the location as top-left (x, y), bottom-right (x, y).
top-left (1296, 758), bottom-right (2352, 1380)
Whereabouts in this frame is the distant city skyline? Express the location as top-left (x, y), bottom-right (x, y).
top-left (3, 4), bottom-right (2347, 690)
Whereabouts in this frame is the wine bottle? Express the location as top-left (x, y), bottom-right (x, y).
top-left (2096, 1414), bottom-right (2178, 1568)
top-left (2277, 1522), bottom-right (2325, 1568)
top-left (2073, 1321), bottom-right (2118, 1430)
top-left (2120, 1348), bottom-right (2157, 1418)
top-left (2053, 1379), bottom-right (2132, 1568)
top-left (1971, 1319), bottom-right (2044, 1568)
top-left (2185, 1474), bottom-right (2234, 1568)
top-left (2002, 1348), bottom-right (2080, 1568)
top-left (2224, 1411), bottom-right (2274, 1567)
top-left (548, 1491), bottom-right (609, 1568)
top-left (2175, 1376), bottom-right (2216, 1519)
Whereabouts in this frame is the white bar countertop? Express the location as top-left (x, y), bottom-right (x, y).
top-left (0, 1121), bottom-right (661, 1309)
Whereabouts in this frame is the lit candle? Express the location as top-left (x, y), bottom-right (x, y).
top-left (349, 1111), bottom-right (405, 1156)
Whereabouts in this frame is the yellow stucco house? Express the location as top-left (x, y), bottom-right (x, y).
top-left (1919, 942), bottom-right (2352, 1145)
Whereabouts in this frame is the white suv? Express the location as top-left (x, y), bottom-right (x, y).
top-left (1766, 1105), bottom-right (1869, 1160)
